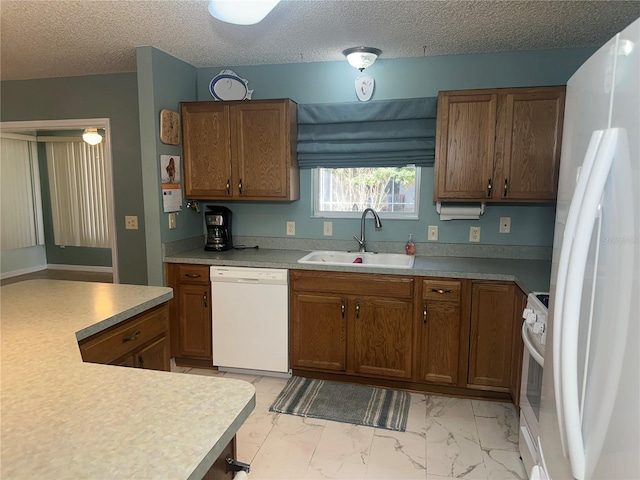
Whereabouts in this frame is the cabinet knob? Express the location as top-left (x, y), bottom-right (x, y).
top-left (122, 330), bottom-right (141, 344)
top-left (341, 299), bottom-right (346, 319)
top-left (423, 305), bottom-right (428, 324)
top-left (503, 178), bottom-right (509, 197)
top-left (487, 178), bottom-right (493, 198)
top-left (138, 355), bottom-right (145, 369)
top-left (185, 273), bottom-right (201, 278)
top-left (431, 288), bottom-right (453, 294)
top-left (203, 291), bottom-right (208, 308)
top-left (226, 179), bottom-right (231, 195)
top-left (355, 302), bottom-right (360, 319)
top-left (238, 179), bottom-right (243, 194)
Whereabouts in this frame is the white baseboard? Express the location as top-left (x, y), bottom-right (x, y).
top-left (0, 264), bottom-right (47, 280)
top-left (46, 264), bottom-right (113, 273)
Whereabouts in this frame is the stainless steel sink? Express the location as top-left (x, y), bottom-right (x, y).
top-left (297, 251), bottom-right (415, 269)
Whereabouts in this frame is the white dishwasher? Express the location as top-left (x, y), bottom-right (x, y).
top-left (210, 266), bottom-right (290, 377)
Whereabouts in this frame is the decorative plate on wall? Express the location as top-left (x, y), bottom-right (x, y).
top-left (355, 75), bottom-right (375, 102)
top-left (209, 69), bottom-right (254, 101)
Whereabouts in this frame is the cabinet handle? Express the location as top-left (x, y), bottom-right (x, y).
top-left (423, 305), bottom-right (428, 324)
top-left (122, 330), bottom-right (141, 344)
top-left (226, 179), bottom-right (231, 195)
top-left (341, 299), bottom-right (345, 319)
top-left (487, 178), bottom-right (493, 198)
top-left (185, 273), bottom-right (201, 278)
top-left (138, 355), bottom-right (145, 369)
top-left (431, 288), bottom-right (453, 294)
top-left (203, 291), bottom-right (208, 308)
top-left (238, 179), bottom-right (243, 194)
top-left (503, 178), bottom-right (509, 197)
top-left (355, 302), bottom-right (360, 319)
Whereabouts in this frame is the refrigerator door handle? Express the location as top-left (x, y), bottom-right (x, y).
top-left (552, 129), bottom-right (603, 456)
top-left (522, 321), bottom-right (544, 366)
top-left (561, 128), bottom-right (619, 480)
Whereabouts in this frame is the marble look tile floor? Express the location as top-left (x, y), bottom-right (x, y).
top-left (175, 367), bottom-right (526, 480)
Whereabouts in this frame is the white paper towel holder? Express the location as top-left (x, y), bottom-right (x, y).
top-left (436, 202), bottom-right (486, 221)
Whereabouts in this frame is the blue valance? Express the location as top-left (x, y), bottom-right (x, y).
top-left (297, 97), bottom-right (437, 168)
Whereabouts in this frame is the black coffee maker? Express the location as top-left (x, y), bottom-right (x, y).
top-left (205, 206), bottom-right (233, 251)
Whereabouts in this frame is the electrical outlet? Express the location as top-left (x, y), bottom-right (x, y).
top-left (168, 213), bottom-right (177, 230)
top-left (125, 215), bottom-right (138, 230)
top-left (428, 225), bottom-right (438, 241)
top-left (286, 221), bottom-right (295, 236)
top-left (323, 221), bottom-right (333, 236)
top-left (499, 216), bottom-right (511, 233)
top-left (469, 226), bottom-right (481, 242)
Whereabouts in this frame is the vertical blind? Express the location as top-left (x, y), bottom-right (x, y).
top-left (0, 137), bottom-right (44, 250)
top-left (296, 97), bottom-right (437, 168)
top-left (46, 141), bottom-right (111, 248)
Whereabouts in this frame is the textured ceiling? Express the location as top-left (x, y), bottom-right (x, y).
top-left (1, 0), bottom-right (640, 81)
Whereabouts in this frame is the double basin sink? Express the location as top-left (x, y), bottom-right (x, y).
top-left (297, 250), bottom-right (415, 269)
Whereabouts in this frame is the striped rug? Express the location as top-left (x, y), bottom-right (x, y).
top-left (269, 377), bottom-right (410, 431)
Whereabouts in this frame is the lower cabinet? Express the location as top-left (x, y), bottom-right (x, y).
top-left (416, 279), bottom-right (463, 386)
top-left (467, 281), bottom-right (516, 391)
top-left (290, 270), bottom-right (528, 402)
top-left (290, 270), bottom-right (414, 380)
top-left (166, 263), bottom-right (213, 365)
top-left (79, 303), bottom-right (170, 372)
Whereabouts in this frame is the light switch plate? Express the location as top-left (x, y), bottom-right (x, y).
top-left (323, 221), bottom-right (333, 236)
top-left (168, 213), bottom-right (177, 230)
top-left (428, 225), bottom-right (438, 241)
top-left (499, 217), bottom-right (511, 233)
top-left (125, 215), bottom-right (138, 230)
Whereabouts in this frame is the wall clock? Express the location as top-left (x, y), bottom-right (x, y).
top-left (160, 109), bottom-right (181, 145)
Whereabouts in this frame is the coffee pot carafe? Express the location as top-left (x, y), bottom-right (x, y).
top-left (205, 206), bottom-right (233, 251)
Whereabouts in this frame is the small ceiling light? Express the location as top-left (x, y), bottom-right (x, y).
top-left (208, 0), bottom-right (280, 25)
top-left (82, 128), bottom-right (102, 146)
top-left (342, 47), bottom-right (382, 71)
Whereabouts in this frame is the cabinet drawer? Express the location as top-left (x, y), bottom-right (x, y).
top-left (80, 305), bottom-right (168, 365)
top-left (422, 279), bottom-right (461, 302)
top-left (292, 271), bottom-right (413, 298)
top-left (177, 264), bottom-right (210, 284)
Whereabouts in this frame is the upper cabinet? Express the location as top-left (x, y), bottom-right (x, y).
top-left (181, 99), bottom-right (299, 201)
top-left (434, 86), bottom-right (565, 202)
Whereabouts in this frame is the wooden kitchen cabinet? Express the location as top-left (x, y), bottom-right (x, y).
top-left (290, 292), bottom-right (346, 371)
top-left (181, 99), bottom-right (299, 201)
top-left (290, 270), bottom-right (414, 380)
top-left (416, 279), bottom-right (464, 386)
top-left (434, 86), bottom-right (565, 202)
top-left (509, 287), bottom-right (527, 406)
top-left (79, 303), bottom-right (170, 372)
top-left (467, 281), bottom-right (516, 391)
top-left (166, 263), bottom-right (212, 366)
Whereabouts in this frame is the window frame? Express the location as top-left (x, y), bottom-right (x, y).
top-left (311, 166), bottom-right (421, 220)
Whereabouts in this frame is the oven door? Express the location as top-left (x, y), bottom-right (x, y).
top-left (520, 322), bottom-right (545, 475)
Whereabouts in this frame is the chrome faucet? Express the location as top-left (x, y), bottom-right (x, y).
top-left (353, 208), bottom-right (382, 253)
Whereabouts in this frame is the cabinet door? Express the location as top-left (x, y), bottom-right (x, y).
top-left (468, 282), bottom-right (515, 390)
top-left (353, 296), bottom-right (413, 379)
top-left (182, 102), bottom-right (233, 199)
top-left (499, 88), bottom-right (565, 201)
top-left (417, 280), bottom-right (462, 385)
top-left (232, 101), bottom-right (293, 200)
top-left (177, 284), bottom-right (212, 359)
top-left (135, 336), bottom-right (170, 371)
top-left (510, 288), bottom-right (527, 406)
top-left (434, 92), bottom-right (497, 200)
top-left (291, 293), bottom-right (346, 372)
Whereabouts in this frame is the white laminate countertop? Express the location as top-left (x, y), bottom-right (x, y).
top-left (0, 280), bottom-right (256, 480)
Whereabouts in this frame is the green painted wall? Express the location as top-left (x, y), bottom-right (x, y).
top-left (0, 73), bottom-right (147, 284)
top-left (136, 47), bottom-right (198, 286)
top-left (190, 48), bottom-right (595, 247)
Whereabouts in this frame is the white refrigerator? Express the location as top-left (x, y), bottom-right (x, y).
top-left (536, 17), bottom-right (639, 480)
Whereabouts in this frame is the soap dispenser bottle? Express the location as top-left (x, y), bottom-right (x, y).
top-left (405, 234), bottom-right (416, 256)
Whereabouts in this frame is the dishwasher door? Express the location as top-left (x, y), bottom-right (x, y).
top-left (210, 266), bottom-right (290, 376)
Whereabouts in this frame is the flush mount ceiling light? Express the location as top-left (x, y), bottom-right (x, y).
top-left (82, 128), bottom-right (102, 145)
top-left (342, 47), bottom-right (382, 71)
top-left (208, 0), bottom-right (280, 25)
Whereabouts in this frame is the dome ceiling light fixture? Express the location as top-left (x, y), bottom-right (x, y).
top-left (208, 0), bottom-right (281, 25)
top-left (82, 128), bottom-right (103, 146)
top-left (342, 47), bottom-right (382, 71)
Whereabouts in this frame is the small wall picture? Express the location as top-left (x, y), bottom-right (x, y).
top-left (160, 155), bottom-right (183, 213)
